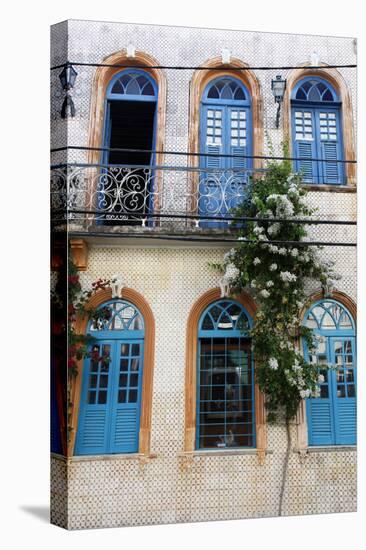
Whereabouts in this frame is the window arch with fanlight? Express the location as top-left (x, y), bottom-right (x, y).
top-left (75, 299), bottom-right (145, 455)
top-left (302, 299), bottom-right (356, 446)
top-left (196, 299), bottom-right (255, 449)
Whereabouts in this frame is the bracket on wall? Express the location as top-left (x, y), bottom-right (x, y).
top-left (179, 454), bottom-right (196, 472)
top-left (70, 238), bottom-right (89, 271)
top-left (296, 449), bottom-right (309, 464)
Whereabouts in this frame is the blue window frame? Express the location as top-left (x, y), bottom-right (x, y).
top-left (302, 299), bottom-right (356, 446)
top-left (99, 70), bottom-right (158, 224)
top-left (196, 299), bottom-right (255, 449)
top-left (75, 300), bottom-right (145, 455)
top-left (291, 77), bottom-right (344, 185)
top-left (199, 77), bottom-right (252, 225)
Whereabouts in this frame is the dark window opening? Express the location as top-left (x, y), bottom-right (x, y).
top-left (101, 100), bottom-right (156, 225)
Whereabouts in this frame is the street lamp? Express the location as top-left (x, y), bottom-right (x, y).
top-left (271, 75), bottom-right (287, 128)
top-left (59, 63), bottom-right (78, 118)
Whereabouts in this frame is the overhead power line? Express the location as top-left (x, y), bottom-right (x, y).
top-left (50, 146), bottom-right (357, 164)
top-left (50, 61), bottom-right (357, 71)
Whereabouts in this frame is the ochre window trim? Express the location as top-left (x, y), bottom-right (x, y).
top-left (69, 287), bottom-right (155, 457)
top-left (283, 65), bottom-right (356, 186)
top-left (87, 49), bottom-right (166, 167)
top-left (184, 288), bottom-right (267, 463)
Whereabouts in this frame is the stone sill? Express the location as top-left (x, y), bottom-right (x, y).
top-left (294, 445), bottom-right (356, 454)
top-left (179, 448), bottom-right (273, 458)
top-left (51, 452), bottom-right (158, 463)
top-left (303, 184), bottom-right (356, 193)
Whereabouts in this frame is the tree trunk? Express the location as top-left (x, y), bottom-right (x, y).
top-left (278, 419), bottom-right (291, 516)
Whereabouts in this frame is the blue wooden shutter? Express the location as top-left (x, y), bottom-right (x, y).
top-left (201, 105), bottom-right (225, 170)
top-left (305, 338), bottom-right (335, 445)
top-left (227, 106), bottom-right (250, 213)
top-left (292, 108), bottom-right (317, 183)
top-left (109, 340), bottom-right (144, 453)
top-left (317, 111), bottom-right (343, 184)
top-left (199, 105), bottom-right (225, 223)
top-left (307, 400), bottom-right (334, 445)
top-left (332, 337), bottom-right (357, 445)
top-left (75, 341), bottom-right (114, 455)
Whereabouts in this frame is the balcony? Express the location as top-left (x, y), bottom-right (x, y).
top-left (51, 162), bottom-right (260, 236)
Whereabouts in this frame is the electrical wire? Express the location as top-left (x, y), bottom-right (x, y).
top-left (51, 61), bottom-right (357, 71)
top-left (50, 146), bottom-right (357, 164)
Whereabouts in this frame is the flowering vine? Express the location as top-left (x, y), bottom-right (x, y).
top-left (51, 255), bottom-right (118, 443)
top-left (212, 152), bottom-right (340, 423)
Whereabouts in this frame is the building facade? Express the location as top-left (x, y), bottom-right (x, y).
top-left (50, 20), bottom-right (357, 529)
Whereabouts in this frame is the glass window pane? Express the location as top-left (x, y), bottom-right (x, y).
top-left (129, 389), bottom-right (138, 403)
top-left (118, 390), bottom-right (127, 403)
top-left (98, 391), bottom-right (107, 404)
top-left (88, 391), bottom-right (96, 404)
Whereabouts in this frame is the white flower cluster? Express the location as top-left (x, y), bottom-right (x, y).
top-left (253, 257), bottom-right (261, 265)
top-left (266, 194), bottom-right (295, 218)
top-left (223, 248), bottom-right (236, 263)
top-left (269, 263), bottom-right (277, 271)
top-left (268, 223), bottom-right (281, 236)
top-left (279, 271), bottom-right (297, 283)
top-left (259, 289), bottom-right (271, 298)
top-left (284, 358), bottom-right (321, 398)
top-left (224, 263), bottom-right (240, 282)
top-left (268, 357), bottom-right (279, 370)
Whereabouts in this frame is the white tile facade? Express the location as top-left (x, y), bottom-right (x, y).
top-left (50, 20), bottom-right (357, 529)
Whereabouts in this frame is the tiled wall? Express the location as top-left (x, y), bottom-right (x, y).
top-left (50, 20), bottom-right (357, 529)
top-left (51, 246), bottom-right (357, 529)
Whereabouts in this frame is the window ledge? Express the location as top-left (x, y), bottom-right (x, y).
top-left (303, 184), bottom-right (356, 193)
top-left (179, 448), bottom-right (273, 458)
top-left (51, 452), bottom-right (158, 463)
top-left (294, 445), bottom-right (356, 454)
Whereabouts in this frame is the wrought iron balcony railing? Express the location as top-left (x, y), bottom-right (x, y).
top-left (51, 163), bottom-right (260, 229)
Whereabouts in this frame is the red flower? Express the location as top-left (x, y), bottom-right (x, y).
top-left (68, 275), bottom-right (79, 285)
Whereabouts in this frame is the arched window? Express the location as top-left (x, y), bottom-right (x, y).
top-left (302, 299), bottom-right (356, 445)
top-left (291, 77), bottom-right (344, 185)
top-left (199, 77), bottom-right (252, 224)
top-left (75, 299), bottom-right (145, 455)
top-left (100, 69), bottom-right (158, 224)
top-left (197, 299), bottom-right (255, 449)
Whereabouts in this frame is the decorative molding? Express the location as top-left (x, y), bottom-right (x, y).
top-left (69, 238), bottom-right (89, 271)
top-left (283, 64), bottom-right (356, 186)
top-left (184, 288), bottom-right (267, 458)
top-left (69, 287), bottom-right (155, 457)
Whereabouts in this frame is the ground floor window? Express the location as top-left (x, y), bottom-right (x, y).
top-left (303, 299), bottom-right (356, 446)
top-left (75, 300), bottom-right (145, 455)
top-left (196, 299), bottom-right (255, 449)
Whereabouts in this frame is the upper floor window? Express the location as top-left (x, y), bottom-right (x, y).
top-left (291, 77), bottom-right (344, 185)
top-left (75, 299), bottom-right (145, 455)
top-left (196, 299), bottom-right (255, 449)
top-left (100, 69), bottom-right (158, 225)
top-left (103, 69), bottom-right (158, 166)
top-left (199, 77), bottom-right (252, 224)
top-left (302, 299), bottom-right (356, 446)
